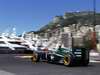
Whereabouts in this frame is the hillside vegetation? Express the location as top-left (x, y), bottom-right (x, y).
top-left (38, 11), bottom-right (100, 32)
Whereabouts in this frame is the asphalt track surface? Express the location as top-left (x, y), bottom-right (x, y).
top-left (0, 54), bottom-right (100, 75)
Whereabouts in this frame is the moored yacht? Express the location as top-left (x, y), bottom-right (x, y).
top-left (0, 35), bottom-right (29, 54)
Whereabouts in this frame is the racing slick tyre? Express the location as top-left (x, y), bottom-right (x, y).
top-left (63, 54), bottom-right (73, 66)
top-left (81, 48), bottom-right (89, 66)
top-left (31, 52), bottom-right (39, 63)
top-left (47, 54), bottom-right (51, 62)
top-left (82, 59), bottom-right (89, 66)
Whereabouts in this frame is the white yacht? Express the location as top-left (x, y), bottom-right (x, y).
top-left (0, 35), bottom-right (28, 54)
top-left (0, 27), bottom-right (48, 53)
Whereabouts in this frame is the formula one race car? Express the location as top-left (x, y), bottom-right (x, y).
top-left (47, 46), bottom-right (89, 66)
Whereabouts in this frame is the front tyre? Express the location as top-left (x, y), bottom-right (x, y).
top-left (31, 53), bottom-right (39, 63)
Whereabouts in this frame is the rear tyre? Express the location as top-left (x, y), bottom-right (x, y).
top-left (63, 54), bottom-right (73, 66)
top-left (82, 59), bottom-right (89, 66)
